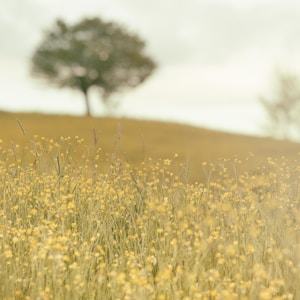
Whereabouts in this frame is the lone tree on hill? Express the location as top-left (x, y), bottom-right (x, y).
top-left (30, 17), bottom-right (156, 116)
top-left (260, 70), bottom-right (300, 140)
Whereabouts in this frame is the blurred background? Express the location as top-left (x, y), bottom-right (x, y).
top-left (2, 0), bottom-right (300, 137)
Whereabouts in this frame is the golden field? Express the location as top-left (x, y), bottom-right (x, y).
top-left (0, 111), bottom-right (300, 299)
top-left (1, 111), bottom-right (300, 183)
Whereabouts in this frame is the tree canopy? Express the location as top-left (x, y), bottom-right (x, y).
top-left (31, 17), bottom-right (157, 116)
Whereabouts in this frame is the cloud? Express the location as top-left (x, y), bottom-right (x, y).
top-left (3, 0), bottom-right (300, 69)
top-left (106, 0), bottom-right (300, 68)
top-left (0, 0), bottom-right (55, 60)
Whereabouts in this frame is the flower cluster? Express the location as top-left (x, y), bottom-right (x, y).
top-left (0, 137), bottom-right (299, 299)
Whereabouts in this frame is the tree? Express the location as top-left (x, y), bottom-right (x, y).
top-left (260, 70), bottom-right (300, 140)
top-left (31, 17), bottom-right (156, 116)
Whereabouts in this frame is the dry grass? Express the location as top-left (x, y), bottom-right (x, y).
top-left (0, 134), bottom-right (300, 299)
top-left (1, 110), bottom-right (300, 182)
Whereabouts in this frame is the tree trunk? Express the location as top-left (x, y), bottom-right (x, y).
top-left (83, 89), bottom-right (91, 116)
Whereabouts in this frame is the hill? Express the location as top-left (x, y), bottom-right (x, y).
top-left (1, 111), bottom-right (299, 182)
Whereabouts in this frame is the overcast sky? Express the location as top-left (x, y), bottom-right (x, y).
top-left (2, 0), bottom-right (300, 136)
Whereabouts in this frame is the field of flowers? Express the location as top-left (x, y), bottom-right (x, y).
top-left (0, 136), bottom-right (299, 299)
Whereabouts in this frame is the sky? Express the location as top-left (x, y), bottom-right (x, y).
top-left (2, 0), bottom-right (300, 137)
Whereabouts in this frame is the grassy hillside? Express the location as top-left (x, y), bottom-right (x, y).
top-left (1, 111), bottom-right (300, 298)
top-left (1, 110), bottom-right (300, 182)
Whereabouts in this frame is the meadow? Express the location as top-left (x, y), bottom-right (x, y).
top-left (1, 112), bottom-right (300, 299)
top-left (1, 111), bottom-right (300, 183)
